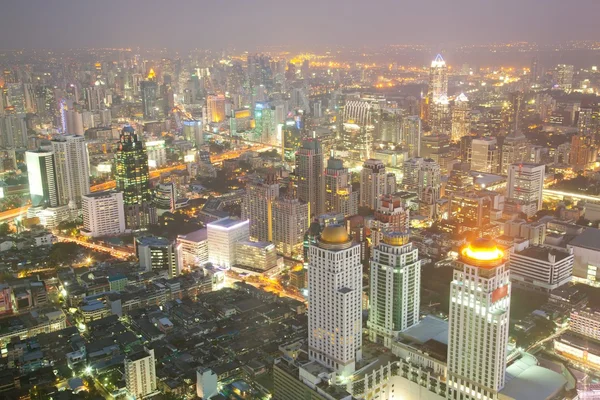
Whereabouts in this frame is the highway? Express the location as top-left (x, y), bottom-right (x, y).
top-left (0, 205), bottom-right (31, 223)
top-left (90, 163), bottom-right (188, 192)
top-left (56, 235), bottom-right (134, 260)
top-left (542, 188), bottom-right (600, 202)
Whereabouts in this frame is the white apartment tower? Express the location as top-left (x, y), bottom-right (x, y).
top-left (241, 175), bottom-right (279, 242)
top-left (360, 159), bottom-right (396, 210)
top-left (295, 138), bottom-right (324, 217)
top-left (447, 239), bottom-right (511, 400)
top-left (428, 54), bottom-right (450, 134)
top-left (207, 218), bottom-right (250, 268)
top-left (125, 347), bottom-right (157, 399)
top-left (402, 157), bottom-right (441, 202)
top-left (51, 135), bottom-right (90, 207)
top-left (324, 154), bottom-right (358, 217)
top-left (368, 232), bottom-right (421, 348)
top-left (471, 137), bottom-right (499, 173)
top-left (26, 150), bottom-right (59, 208)
top-left (272, 198), bottom-right (309, 258)
top-left (507, 163), bottom-right (545, 218)
top-left (81, 191), bottom-right (126, 237)
top-left (308, 225), bottom-right (362, 376)
top-left (451, 93), bottom-right (470, 142)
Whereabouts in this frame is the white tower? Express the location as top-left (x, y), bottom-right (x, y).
top-left (51, 135), bottom-right (90, 207)
top-left (308, 224), bottom-right (362, 376)
top-left (507, 163), bottom-right (545, 218)
top-left (447, 239), bottom-right (511, 400)
top-left (368, 232), bottom-right (421, 348)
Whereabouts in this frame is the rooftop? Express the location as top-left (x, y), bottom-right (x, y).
top-left (568, 228), bottom-right (600, 251)
top-left (400, 315), bottom-right (449, 345)
top-left (515, 246), bottom-right (572, 263)
top-left (177, 228), bottom-right (207, 243)
top-left (500, 353), bottom-right (566, 400)
top-left (207, 217), bottom-right (249, 230)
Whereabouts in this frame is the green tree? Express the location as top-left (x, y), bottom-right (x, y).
top-left (48, 242), bottom-right (81, 266)
top-left (0, 223), bottom-right (10, 236)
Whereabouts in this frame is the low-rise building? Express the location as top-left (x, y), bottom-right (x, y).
top-left (509, 245), bottom-right (573, 292)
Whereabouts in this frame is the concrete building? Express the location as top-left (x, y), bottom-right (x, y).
top-left (324, 155), bottom-right (358, 217)
top-left (235, 241), bottom-right (279, 272)
top-left (124, 347), bottom-right (156, 399)
top-left (360, 159), bottom-right (396, 210)
top-left (135, 236), bottom-right (182, 278)
top-left (241, 175), bottom-right (279, 242)
top-left (272, 198), bottom-right (309, 258)
top-left (177, 228), bottom-right (208, 270)
top-left (506, 163), bottom-right (545, 218)
top-left (451, 93), bottom-right (470, 142)
top-left (402, 157), bottom-right (441, 202)
top-left (471, 137), bottom-right (499, 173)
top-left (368, 232), bottom-right (421, 348)
top-left (145, 139), bottom-right (167, 168)
top-left (570, 307), bottom-right (600, 341)
top-left (295, 138), bottom-right (324, 217)
top-left (447, 239), bottom-right (511, 400)
top-left (509, 245), bottom-right (573, 292)
top-left (567, 227), bottom-right (600, 284)
top-left (207, 218), bottom-right (250, 268)
top-left (26, 150), bottom-right (59, 208)
top-left (51, 135), bottom-right (90, 207)
top-left (81, 191), bottom-right (126, 237)
top-left (308, 225), bottom-right (362, 375)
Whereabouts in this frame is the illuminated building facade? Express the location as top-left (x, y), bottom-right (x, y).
top-left (324, 155), bottom-right (358, 217)
top-left (206, 218), bottom-right (250, 269)
top-left (368, 232), bottom-right (420, 348)
top-left (141, 80), bottom-right (158, 120)
top-left (272, 198), bottom-right (309, 258)
top-left (136, 236), bottom-right (182, 278)
top-left (206, 94), bottom-right (226, 123)
top-left (114, 126), bottom-right (152, 230)
top-left (308, 225), bottom-right (362, 375)
top-left (451, 93), bottom-right (470, 142)
top-left (471, 137), bottom-right (499, 173)
top-left (25, 150), bottom-right (59, 208)
top-left (51, 134), bottom-right (90, 207)
top-left (241, 175), bottom-right (280, 242)
top-left (428, 54), bottom-right (450, 134)
top-left (506, 163), bottom-right (545, 218)
top-left (360, 159), bottom-right (396, 210)
top-left (295, 138), bottom-right (324, 217)
top-left (447, 239), bottom-right (511, 400)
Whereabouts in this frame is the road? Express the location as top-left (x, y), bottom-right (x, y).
top-left (90, 163), bottom-right (188, 192)
top-left (56, 235), bottom-right (133, 260)
top-left (526, 326), bottom-right (568, 354)
top-left (542, 188), bottom-right (600, 202)
top-left (0, 205), bottom-right (30, 222)
top-left (226, 275), bottom-right (307, 304)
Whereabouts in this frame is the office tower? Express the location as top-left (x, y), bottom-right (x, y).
top-left (555, 64), bottom-right (574, 91)
top-left (84, 86), bottom-right (104, 111)
top-left (295, 138), bottom-right (324, 217)
top-left (428, 54), bottom-right (450, 134)
top-left (141, 79), bottom-right (158, 120)
top-left (500, 131), bottom-right (528, 176)
top-left (368, 231), bottom-right (421, 347)
top-left (81, 191), bottom-right (126, 238)
top-left (530, 57), bottom-right (539, 84)
top-left (509, 245), bottom-right (573, 292)
top-left (0, 114), bottom-right (27, 148)
top-left (400, 115), bottom-right (421, 158)
top-left (450, 191), bottom-right (492, 229)
top-left (446, 162), bottom-right (474, 201)
top-left (26, 150), bottom-right (59, 208)
top-left (114, 126), bottom-right (152, 230)
top-left (177, 228), bottom-right (208, 269)
top-left (241, 175), bottom-right (280, 242)
top-left (421, 134), bottom-right (451, 174)
top-left (451, 93), bottom-right (470, 142)
top-left (206, 94), bottom-right (226, 123)
top-left (51, 135), bottom-right (90, 207)
top-left (370, 194), bottom-right (411, 247)
top-left (402, 157), bottom-right (441, 202)
top-left (570, 134), bottom-right (597, 171)
top-left (5, 83), bottom-right (26, 113)
top-left (272, 198), bottom-right (309, 258)
top-left (207, 218), bottom-right (249, 268)
top-left (65, 109), bottom-right (84, 135)
top-left (125, 348), bottom-right (157, 399)
top-left (360, 159), bottom-right (395, 210)
top-left (154, 182), bottom-right (177, 214)
top-left (183, 120), bottom-right (203, 147)
top-left (447, 239), bottom-right (511, 400)
top-left (506, 163), bottom-right (545, 218)
top-left (343, 97), bottom-right (382, 127)
top-left (136, 236), bottom-right (182, 278)
top-left (324, 154), bottom-right (358, 217)
top-left (308, 225), bottom-right (362, 375)
top-left (471, 137), bottom-right (499, 173)
top-left (145, 140), bottom-right (167, 168)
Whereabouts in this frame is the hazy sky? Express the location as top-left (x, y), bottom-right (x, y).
top-left (2, 0), bottom-right (600, 50)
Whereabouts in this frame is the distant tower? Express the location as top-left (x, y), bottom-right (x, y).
top-left (506, 163), bottom-right (545, 218)
top-left (308, 225), bottom-right (362, 375)
top-left (51, 135), bottom-right (90, 207)
top-left (451, 93), bottom-right (470, 142)
top-left (295, 137), bottom-right (324, 217)
top-left (447, 239), bottom-right (511, 400)
top-left (141, 70), bottom-right (158, 120)
top-left (324, 153), bottom-right (358, 217)
top-left (368, 232), bottom-right (421, 348)
top-left (115, 126), bottom-right (152, 230)
top-left (25, 150), bottom-right (59, 208)
top-left (428, 54), bottom-right (450, 134)
top-left (241, 174), bottom-right (279, 242)
top-left (360, 159), bottom-right (396, 210)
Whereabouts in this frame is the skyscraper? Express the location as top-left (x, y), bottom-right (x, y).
top-left (401, 115), bottom-right (422, 158)
top-left (401, 157), bottom-right (441, 202)
top-left (295, 138), bottom-right (324, 217)
top-left (447, 239), bottom-right (511, 400)
top-left (206, 94), bottom-right (226, 123)
top-left (272, 198), bottom-right (309, 258)
top-left (506, 163), bottom-right (545, 218)
top-left (241, 174), bottom-right (279, 242)
top-left (125, 347), bottom-right (157, 399)
top-left (324, 154), bottom-right (358, 217)
top-left (451, 93), bottom-right (470, 142)
top-left (26, 150), bottom-right (59, 208)
top-left (471, 137), bottom-right (499, 173)
top-left (141, 78), bottom-right (158, 120)
top-left (368, 231), bottom-right (421, 347)
top-left (114, 126), bottom-right (151, 230)
top-left (308, 225), bottom-right (362, 375)
top-left (428, 54), bottom-right (450, 134)
top-left (360, 159), bottom-right (396, 210)
top-left (51, 135), bottom-right (90, 207)
top-left (0, 114), bottom-right (27, 148)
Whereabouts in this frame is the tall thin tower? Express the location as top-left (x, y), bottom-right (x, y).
top-left (447, 239), bottom-right (511, 400)
top-left (295, 137), bottom-right (324, 217)
top-left (428, 54), bottom-right (450, 134)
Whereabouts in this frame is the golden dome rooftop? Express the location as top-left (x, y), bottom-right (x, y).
top-left (461, 238), bottom-right (505, 267)
top-left (319, 224), bottom-right (351, 245)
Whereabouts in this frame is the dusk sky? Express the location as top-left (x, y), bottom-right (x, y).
top-left (2, 0), bottom-right (600, 50)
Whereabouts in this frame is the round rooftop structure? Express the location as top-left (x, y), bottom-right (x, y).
top-left (318, 224), bottom-right (353, 250)
top-left (460, 238), bottom-right (505, 268)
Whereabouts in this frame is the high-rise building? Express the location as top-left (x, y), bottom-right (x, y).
top-left (324, 154), bottom-right (358, 217)
top-left (295, 138), bottom-right (324, 217)
top-left (26, 150), bottom-right (59, 208)
top-left (114, 126), bottom-right (152, 230)
top-left (370, 193), bottom-right (411, 247)
top-left (401, 115), bottom-right (421, 158)
top-left (500, 130), bottom-right (529, 176)
top-left (401, 157), bottom-right (441, 202)
top-left (360, 159), bottom-right (396, 210)
top-left (206, 94), bottom-right (226, 123)
top-left (368, 232), bottom-right (421, 347)
top-left (570, 134), bottom-right (597, 171)
top-left (81, 191), bottom-right (126, 237)
top-left (125, 347), bottom-right (157, 399)
top-left (308, 225), bottom-right (362, 375)
top-left (177, 228), bottom-right (208, 270)
top-left (0, 114), bottom-right (27, 148)
top-left (509, 245), bottom-right (573, 292)
top-left (471, 137), bottom-right (499, 173)
top-left (141, 80), bottom-right (158, 120)
top-left (555, 64), bottom-right (574, 91)
top-left (136, 236), bottom-right (182, 278)
top-left (428, 54), bottom-right (450, 134)
top-left (507, 163), bottom-right (545, 218)
top-left (272, 198), bottom-right (309, 258)
top-left (447, 239), bottom-right (511, 400)
top-left (451, 93), bottom-right (470, 142)
top-left (241, 175), bottom-right (279, 242)
top-left (51, 135), bottom-right (90, 207)
top-left (420, 134), bottom-right (451, 174)
top-left (207, 218), bottom-right (250, 268)
top-left (145, 140), bottom-right (167, 168)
